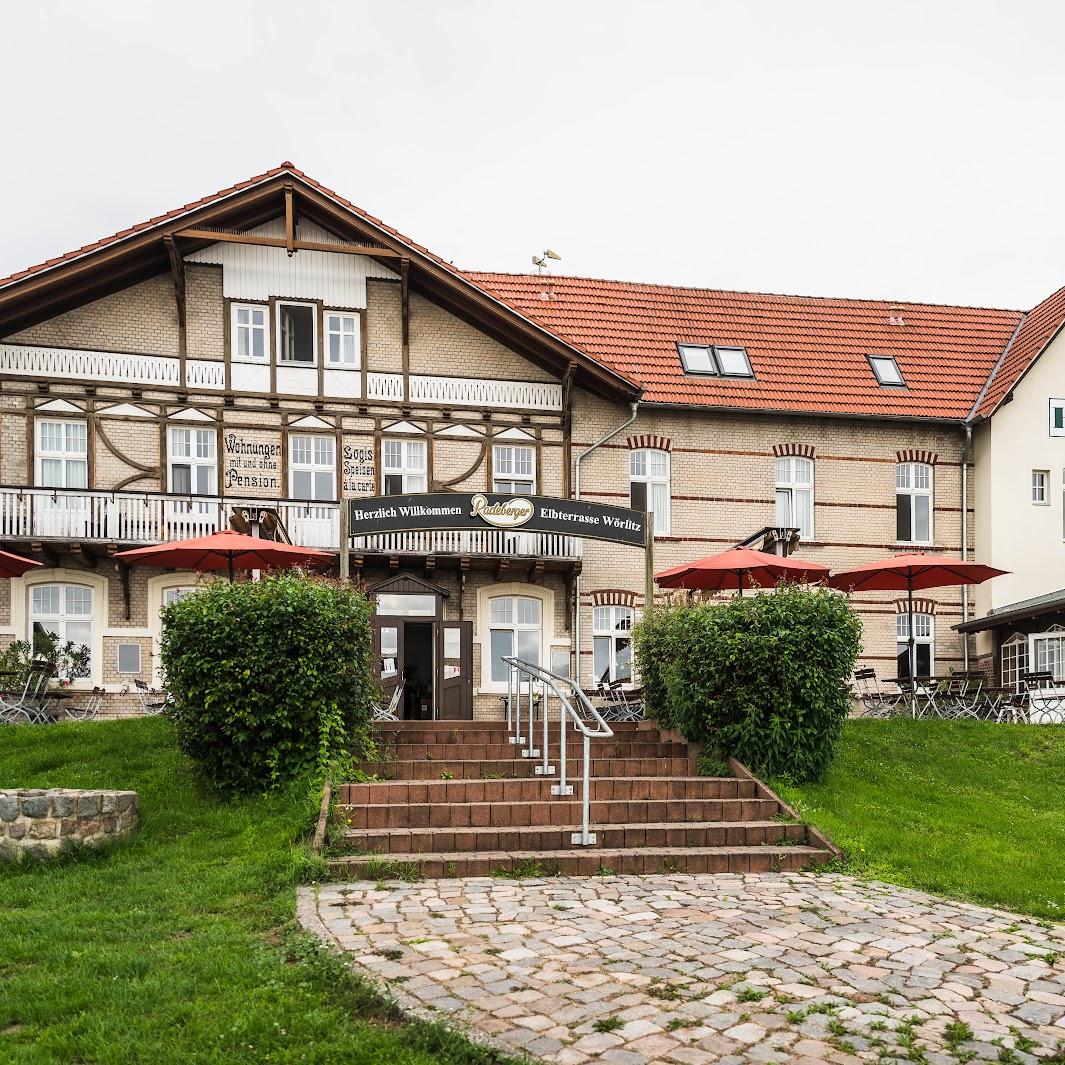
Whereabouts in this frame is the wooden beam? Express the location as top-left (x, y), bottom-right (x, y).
top-left (173, 228), bottom-right (401, 257)
top-left (401, 258), bottom-right (410, 405)
top-left (284, 185), bottom-right (296, 257)
top-left (163, 236), bottom-right (187, 385)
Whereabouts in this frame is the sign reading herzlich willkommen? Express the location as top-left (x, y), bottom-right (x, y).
top-left (347, 493), bottom-right (648, 548)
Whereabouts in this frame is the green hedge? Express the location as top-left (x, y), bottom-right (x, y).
top-left (160, 572), bottom-right (374, 794)
top-left (633, 586), bottom-right (861, 781)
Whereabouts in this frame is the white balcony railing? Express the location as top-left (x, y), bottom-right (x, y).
top-left (366, 372), bottom-right (563, 411)
top-left (0, 344), bottom-right (224, 390)
top-left (0, 488), bottom-right (582, 560)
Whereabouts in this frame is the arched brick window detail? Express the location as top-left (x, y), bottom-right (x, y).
top-left (626, 434), bottom-right (671, 453)
top-left (896, 449), bottom-right (938, 465)
top-left (590, 589), bottom-right (638, 608)
top-left (772, 443), bottom-right (816, 459)
top-left (896, 598), bottom-right (937, 615)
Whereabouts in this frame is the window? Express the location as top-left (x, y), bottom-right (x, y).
top-left (168, 427), bottom-right (216, 496)
top-left (896, 612), bottom-right (933, 679)
top-left (869, 355), bottom-right (905, 387)
top-left (488, 595), bottom-right (541, 682)
top-left (896, 462), bottom-right (933, 543)
top-left (376, 593), bottom-right (437, 617)
top-left (231, 304), bottom-right (267, 361)
top-left (774, 456), bottom-right (814, 539)
top-left (1033, 629), bottom-right (1065, 681)
top-left (493, 445), bottom-right (535, 494)
top-left (289, 435), bottom-right (335, 501)
top-left (1051, 400), bottom-right (1065, 437)
top-left (630, 449), bottom-right (670, 534)
top-left (36, 420), bottom-right (88, 488)
top-left (382, 439), bottom-right (427, 494)
top-left (677, 343), bottom-right (754, 378)
top-left (1033, 470), bottom-right (1049, 504)
top-left (277, 301), bottom-right (316, 364)
top-left (593, 605), bottom-right (634, 685)
top-left (29, 584), bottom-right (92, 677)
top-left (1001, 634), bottom-right (1029, 694)
top-left (117, 643), bottom-right (142, 674)
top-left (325, 311), bottom-right (359, 367)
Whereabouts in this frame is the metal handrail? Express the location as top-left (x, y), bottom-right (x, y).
top-left (502, 655), bottom-right (613, 845)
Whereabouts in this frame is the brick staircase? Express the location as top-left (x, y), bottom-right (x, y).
top-left (328, 720), bottom-right (836, 878)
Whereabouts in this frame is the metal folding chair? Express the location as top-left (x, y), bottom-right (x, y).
top-left (63, 686), bottom-right (104, 721)
top-left (938, 672), bottom-right (984, 719)
top-left (852, 668), bottom-right (903, 718)
top-left (1022, 671), bottom-right (1065, 724)
top-left (0, 662), bottom-right (54, 724)
top-left (133, 679), bottom-right (168, 716)
top-left (371, 680), bottom-right (404, 722)
top-left (597, 681), bottom-right (645, 722)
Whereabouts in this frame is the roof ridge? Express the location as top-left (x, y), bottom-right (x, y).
top-left (968, 312), bottom-right (1026, 421)
top-left (464, 270), bottom-right (1024, 315)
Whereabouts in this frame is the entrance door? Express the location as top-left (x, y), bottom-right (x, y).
top-left (371, 616), bottom-right (438, 720)
top-left (437, 620), bottom-right (473, 720)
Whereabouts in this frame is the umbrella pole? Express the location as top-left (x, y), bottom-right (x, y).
top-left (227, 553), bottom-right (235, 583)
top-left (738, 569), bottom-right (745, 597)
top-left (908, 575), bottom-right (916, 719)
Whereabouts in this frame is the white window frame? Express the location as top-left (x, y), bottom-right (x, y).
top-left (488, 594), bottom-right (542, 685)
top-left (324, 310), bottom-right (360, 368)
top-left (896, 612), bottom-right (934, 679)
top-left (896, 461), bottom-right (934, 545)
top-left (276, 300), bottom-right (318, 365)
top-left (592, 605), bottom-right (635, 685)
top-left (629, 449), bottom-right (670, 535)
top-left (774, 456), bottom-right (814, 540)
top-left (230, 303), bottom-right (268, 363)
top-left (1001, 633), bottom-right (1029, 694)
top-left (382, 439), bottom-right (427, 494)
top-left (288, 434), bottom-right (336, 502)
top-left (116, 643), bottom-right (143, 675)
top-left (35, 419), bottom-right (88, 489)
top-left (492, 445), bottom-right (536, 494)
top-left (1050, 399), bottom-right (1065, 437)
top-left (1030, 626), bottom-right (1065, 682)
top-left (28, 582), bottom-right (94, 679)
top-left (163, 585), bottom-right (197, 607)
top-left (1032, 470), bottom-right (1049, 505)
top-left (677, 343), bottom-right (754, 378)
top-left (168, 426), bottom-right (217, 497)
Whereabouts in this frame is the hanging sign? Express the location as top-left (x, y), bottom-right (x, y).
top-left (347, 492), bottom-right (647, 547)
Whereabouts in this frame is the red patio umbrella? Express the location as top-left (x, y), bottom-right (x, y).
top-left (655, 547), bottom-right (830, 595)
top-left (114, 530), bottom-right (335, 582)
top-left (0, 549), bottom-right (42, 579)
top-left (828, 553), bottom-right (1009, 714)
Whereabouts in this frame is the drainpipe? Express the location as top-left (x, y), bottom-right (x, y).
top-left (961, 423), bottom-right (972, 670)
top-left (573, 401), bottom-right (640, 683)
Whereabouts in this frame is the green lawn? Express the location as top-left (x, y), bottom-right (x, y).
top-left (0, 718), bottom-right (513, 1065)
top-left (775, 719), bottom-right (1065, 921)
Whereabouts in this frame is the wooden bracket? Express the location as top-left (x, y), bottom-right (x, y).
top-left (400, 257), bottom-right (410, 404)
top-left (284, 184), bottom-right (296, 257)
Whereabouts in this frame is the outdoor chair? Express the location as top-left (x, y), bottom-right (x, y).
top-left (1022, 671), bottom-right (1065, 724)
top-left (371, 681), bottom-right (404, 722)
top-left (0, 662), bottom-right (54, 724)
top-left (63, 686), bottom-right (104, 722)
top-left (597, 680), bottom-right (645, 722)
top-left (133, 679), bottom-right (168, 716)
top-left (936, 672), bottom-right (985, 719)
top-left (852, 668), bottom-right (903, 718)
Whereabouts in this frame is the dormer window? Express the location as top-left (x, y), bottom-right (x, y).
top-left (277, 302), bottom-right (316, 364)
top-left (869, 355), bottom-right (905, 387)
top-left (677, 344), bottom-right (754, 378)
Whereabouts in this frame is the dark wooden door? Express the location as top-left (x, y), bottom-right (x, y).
top-left (372, 617), bottom-right (402, 706)
top-left (437, 620), bottom-right (473, 720)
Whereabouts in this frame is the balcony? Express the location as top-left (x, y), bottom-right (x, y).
top-left (351, 530), bottom-right (582, 560)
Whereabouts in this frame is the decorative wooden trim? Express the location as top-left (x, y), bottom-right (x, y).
top-left (590, 588), bottom-right (638, 607)
top-left (626, 434), bottom-right (671, 452)
top-left (400, 258), bottom-right (410, 405)
top-left (896, 449), bottom-right (938, 465)
top-left (772, 442), bottom-right (816, 459)
top-left (896, 597), bottom-right (937, 615)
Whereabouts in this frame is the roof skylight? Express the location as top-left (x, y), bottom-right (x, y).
top-left (869, 355), bottom-right (905, 387)
top-left (678, 343), bottom-right (754, 379)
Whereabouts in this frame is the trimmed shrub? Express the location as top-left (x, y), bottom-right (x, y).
top-left (636, 586), bottom-right (861, 781)
top-left (631, 605), bottom-right (685, 729)
top-left (160, 572), bottom-right (374, 794)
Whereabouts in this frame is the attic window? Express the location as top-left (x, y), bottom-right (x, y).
top-left (678, 344), bottom-right (754, 379)
top-left (869, 355), bottom-right (905, 387)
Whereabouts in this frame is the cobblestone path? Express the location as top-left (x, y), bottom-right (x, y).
top-left (298, 873), bottom-right (1065, 1064)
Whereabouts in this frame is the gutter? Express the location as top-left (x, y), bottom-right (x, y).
top-left (961, 423), bottom-right (972, 669)
top-left (573, 400), bottom-right (640, 681)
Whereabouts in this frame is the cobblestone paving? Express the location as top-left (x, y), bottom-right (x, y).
top-left (299, 873), bottom-right (1065, 1064)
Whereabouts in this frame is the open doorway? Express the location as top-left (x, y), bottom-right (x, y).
top-left (402, 621), bottom-right (434, 720)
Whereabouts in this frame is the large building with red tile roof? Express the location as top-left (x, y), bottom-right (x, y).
top-left (1, 163), bottom-right (1063, 712)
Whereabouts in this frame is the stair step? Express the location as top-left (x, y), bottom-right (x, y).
top-left (338, 776), bottom-right (758, 804)
top-left (373, 720), bottom-right (655, 734)
top-left (327, 845), bottom-right (833, 879)
top-left (354, 757), bottom-right (699, 780)
top-left (383, 742), bottom-right (691, 761)
top-left (337, 796), bottom-right (781, 829)
top-left (340, 819), bottom-right (807, 854)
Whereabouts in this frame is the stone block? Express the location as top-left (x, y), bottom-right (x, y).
top-left (28, 820), bottom-right (58, 840)
top-left (77, 794), bottom-right (101, 817)
top-left (51, 794), bottom-right (76, 817)
top-left (21, 796), bottom-right (48, 818)
top-left (8, 822), bottom-right (26, 841)
top-left (0, 794), bottom-right (18, 821)
top-left (59, 819), bottom-right (78, 836)
top-left (100, 794), bottom-right (117, 815)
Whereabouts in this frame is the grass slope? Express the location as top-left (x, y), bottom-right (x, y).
top-left (0, 718), bottom-right (514, 1065)
top-left (775, 720), bottom-right (1065, 920)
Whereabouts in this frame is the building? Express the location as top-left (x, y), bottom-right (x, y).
top-left (0, 163), bottom-right (1045, 716)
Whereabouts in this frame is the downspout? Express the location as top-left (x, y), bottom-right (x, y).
top-left (573, 400), bottom-right (640, 683)
top-left (961, 422), bottom-right (972, 670)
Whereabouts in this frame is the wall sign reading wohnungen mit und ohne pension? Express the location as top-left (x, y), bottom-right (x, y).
top-left (347, 493), bottom-right (648, 548)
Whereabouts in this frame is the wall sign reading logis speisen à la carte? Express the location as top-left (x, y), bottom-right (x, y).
top-left (347, 493), bottom-right (648, 548)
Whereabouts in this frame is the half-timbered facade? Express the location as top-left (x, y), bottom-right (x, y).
top-left (0, 164), bottom-right (1027, 715)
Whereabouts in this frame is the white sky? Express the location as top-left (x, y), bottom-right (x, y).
top-left (3, 1), bottom-right (1064, 310)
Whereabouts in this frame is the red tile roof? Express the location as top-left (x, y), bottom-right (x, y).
top-left (972, 286), bottom-right (1065, 418)
top-left (465, 273), bottom-right (1024, 420)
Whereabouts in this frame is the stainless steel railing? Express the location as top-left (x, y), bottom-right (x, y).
top-left (501, 655), bottom-right (613, 846)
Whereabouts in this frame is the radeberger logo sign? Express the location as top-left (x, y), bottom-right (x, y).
top-left (469, 493), bottom-right (534, 529)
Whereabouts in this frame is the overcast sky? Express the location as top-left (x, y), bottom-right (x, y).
top-left (3, 1), bottom-right (1064, 310)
